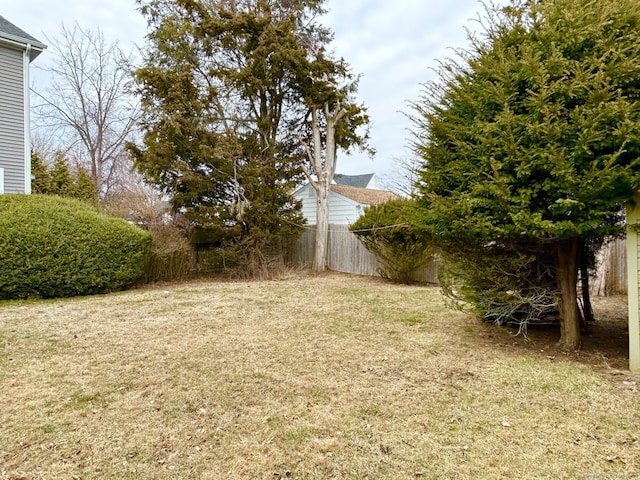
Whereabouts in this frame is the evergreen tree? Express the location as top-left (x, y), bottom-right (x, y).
top-left (350, 199), bottom-right (431, 284)
top-left (73, 168), bottom-right (100, 205)
top-left (412, 0), bottom-right (640, 348)
top-left (130, 0), bottom-right (338, 272)
top-left (30, 153), bottom-right (99, 204)
top-left (30, 153), bottom-right (51, 194)
top-left (49, 155), bottom-right (74, 198)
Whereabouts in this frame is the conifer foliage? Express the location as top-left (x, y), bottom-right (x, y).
top-left (0, 195), bottom-right (150, 299)
top-left (31, 153), bottom-right (98, 204)
top-left (412, 0), bottom-right (640, 348)
top-left (130, 0), bottom-right (355, 274)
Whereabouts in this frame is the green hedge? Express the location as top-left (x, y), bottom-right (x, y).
top-left (0, 195), bottom-right (152, 300)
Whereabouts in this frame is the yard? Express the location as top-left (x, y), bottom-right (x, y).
top-left (0, 272), bottom-right (638, 479)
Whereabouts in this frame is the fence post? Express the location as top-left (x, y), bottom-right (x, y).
top-left (627, 197), bottom-right (640, 372)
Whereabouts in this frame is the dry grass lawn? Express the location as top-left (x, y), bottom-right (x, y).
top-left (1, 272), bottom-right (639, 479)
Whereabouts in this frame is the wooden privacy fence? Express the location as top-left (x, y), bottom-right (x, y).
top-left (593, 238), bottom-right (627, 295)
top-left (289, 224), bottom-right (439, 283)
top-left (288, 226), bottom-right (628, 293)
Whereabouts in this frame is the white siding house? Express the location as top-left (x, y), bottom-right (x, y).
top-left (293, 177), bottom-right (399, 226)
top-left (0, 16), bottom-right (46, 194)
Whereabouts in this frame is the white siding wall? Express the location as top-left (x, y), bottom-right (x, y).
top-left (298, 185), bottom-right (317, 223)
top-left (0, 45), bottom-right (25, 193)
top-left (328, 195), bottom-right (360, 225)
top-left (294, 185), bottom-right (364, 225)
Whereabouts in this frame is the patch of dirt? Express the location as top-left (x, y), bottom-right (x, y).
top-left (469, 294), bottom-right (631, 372)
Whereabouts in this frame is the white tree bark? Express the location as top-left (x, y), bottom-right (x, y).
top-left (301, 104), bottom-right (346, 272)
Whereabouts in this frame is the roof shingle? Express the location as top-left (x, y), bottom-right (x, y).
top-left (0, 15), bottom-right (46, 52)
top-left (333, 173), bottom-right (375, 189)
top-left (330, 184), bottom-right (399, 205)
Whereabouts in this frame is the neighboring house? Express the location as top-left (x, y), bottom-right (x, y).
top-left (333, 173), bottom-right (384, 190)
top-left (293, 176), bottom-right (399, 225)
top-left (0, 15), bottom-right (46, 194)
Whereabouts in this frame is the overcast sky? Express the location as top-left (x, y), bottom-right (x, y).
top-left (3, 0), bottom-right (506, 183)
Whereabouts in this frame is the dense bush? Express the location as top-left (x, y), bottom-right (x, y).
top-left (350, 199), bottom-right (433, 284)
top-left (0, 195), bottom-right (151, 299)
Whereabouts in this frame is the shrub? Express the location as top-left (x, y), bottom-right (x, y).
top-left (190, 224), bottom-right (296, 280)
top-left (0, 195), bottom-right (151, 299)
top-left (350, 198), bottom-right (433, 284)
top-left (31, 153), bottom-right (99, 205)
top-left (143, 222), bottom-right (195, 283)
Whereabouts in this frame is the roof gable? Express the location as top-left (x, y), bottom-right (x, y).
top-left (0, 16), bottom-right (46, 59)
top-left (333, 173), bottom-right (376, 189)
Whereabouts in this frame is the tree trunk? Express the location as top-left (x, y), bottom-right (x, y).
top-left (301, 104), bottom-right (346, 273)
top-left (555, 237), bottom-right (582, 349)
top-left (313, 180), bottom-right (330, 271)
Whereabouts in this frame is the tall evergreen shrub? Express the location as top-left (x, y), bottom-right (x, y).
top-left (0, 195), bottom-right (151, 299)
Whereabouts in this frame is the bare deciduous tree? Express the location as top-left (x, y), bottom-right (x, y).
top-left (380, 154), bottom-right (421, 197)
top-left (104, 171), bottom-right (167, 226)
top-left (33, 24), bottom-right (139, 200)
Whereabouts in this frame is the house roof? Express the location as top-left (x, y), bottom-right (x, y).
top-left (0, 15), bottom-right (46, 60)
top-left (333, 173), bottom-right (375, 188)
top-left (330, 184), bottom-right (399, 206)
